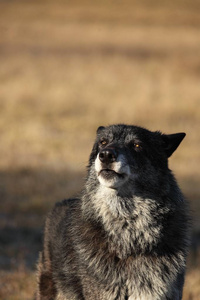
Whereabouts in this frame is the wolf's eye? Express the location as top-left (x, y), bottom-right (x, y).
top-left (134, 144), bottom-right (140, 148)
top-left (131, 142), bottom-right (142, 151)
top-left (100, 139), bottom-right (108, 146)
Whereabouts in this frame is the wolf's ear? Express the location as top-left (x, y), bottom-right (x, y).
top-left (161, 133), bottom-right (186, 157)
top-left (97, 126), bottom-right (105, 134)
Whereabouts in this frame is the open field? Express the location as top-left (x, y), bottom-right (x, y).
top-left (0, 0), bottom-right (200, 299)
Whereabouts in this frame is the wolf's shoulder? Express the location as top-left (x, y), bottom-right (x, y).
top-left (46, 198), bottom-right (81, 229)
top-left (54, 198), bottom-right (80, 209)
top-left (52, 198), bottom-right (81, 216)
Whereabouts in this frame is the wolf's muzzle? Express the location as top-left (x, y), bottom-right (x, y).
top-left (99, 148), bottom-right (118, 165)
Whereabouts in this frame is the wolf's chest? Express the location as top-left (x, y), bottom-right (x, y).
top-left (93, 189), bottom-right (164, 255)
top-left (111, 258), bottom-right (169, 300)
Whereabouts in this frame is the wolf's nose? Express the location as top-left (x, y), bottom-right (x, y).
top-left (99, 148), bottom-right (117, 164)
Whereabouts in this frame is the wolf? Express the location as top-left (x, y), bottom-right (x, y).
top-left (36, 124), bottom-right (190, 300)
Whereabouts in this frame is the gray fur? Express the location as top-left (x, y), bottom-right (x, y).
top-left (36, 124), bottom-right (190, 300)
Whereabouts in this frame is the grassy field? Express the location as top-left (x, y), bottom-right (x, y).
top-left (0, 0), bottom-right (200, 299)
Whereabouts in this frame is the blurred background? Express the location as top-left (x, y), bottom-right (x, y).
top-left (0, 0), bottom-right (200, 299)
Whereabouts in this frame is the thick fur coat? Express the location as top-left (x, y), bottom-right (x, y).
top-left (36, 124), bottom-right (190, 300)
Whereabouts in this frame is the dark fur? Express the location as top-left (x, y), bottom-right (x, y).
top-left (36, 124), bottom-right (190, 300)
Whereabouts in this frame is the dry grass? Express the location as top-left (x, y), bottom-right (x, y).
top-left (0, 270), bottom-right (36, 300)
top-left (0, 0), bottom-right (200, 299)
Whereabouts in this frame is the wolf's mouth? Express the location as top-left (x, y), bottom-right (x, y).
top-left (99, 169), bottom-right (126, 180)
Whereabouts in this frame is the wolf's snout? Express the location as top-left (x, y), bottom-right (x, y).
top-left (99, 148), bottom-right (117, 165)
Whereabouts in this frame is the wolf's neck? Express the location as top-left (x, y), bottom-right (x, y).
top-left (83, 186), bottom-right (165, 258)
top-left (92, 186), bottom-right (133, 220)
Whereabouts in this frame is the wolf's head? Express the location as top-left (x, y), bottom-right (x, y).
top-left (87, 124), bottom-right (185, 196)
